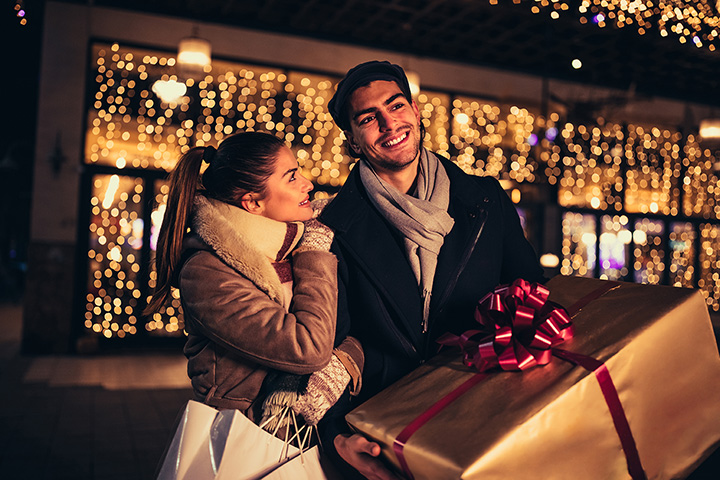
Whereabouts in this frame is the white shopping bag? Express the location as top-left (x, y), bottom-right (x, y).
top-left (157, 400), bottom-right (327, 480)
top-left (262, 446), bottom-right (326, 480)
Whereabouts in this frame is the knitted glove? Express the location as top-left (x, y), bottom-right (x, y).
top-left (291, 354), bottom-right (351, 426)
top-left (311, 197), bottom-right (333, 219)
top-left (295, 219), bottom-right (334, 253)
top-left (259, 372), bottom-right (310, 433)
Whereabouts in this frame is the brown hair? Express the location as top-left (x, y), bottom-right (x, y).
top-left (144, 131), bottom-right (286, 315)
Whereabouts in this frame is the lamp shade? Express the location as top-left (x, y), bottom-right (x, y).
top-left (700, 119), bottom-right (720, 141)
top-left (406, 70), bottom-right (421, 96)
top-left (177, 36), bottom-right (211, 71)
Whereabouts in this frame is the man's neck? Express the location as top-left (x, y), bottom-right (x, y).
top-left (373, 156), bottom-right (421, 195)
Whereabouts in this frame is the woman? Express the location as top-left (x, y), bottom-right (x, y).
top-left (145, 131), bottom-right (362, 433)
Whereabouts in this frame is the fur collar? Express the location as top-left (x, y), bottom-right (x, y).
top-left (191, 195), bottom-right (304, 304)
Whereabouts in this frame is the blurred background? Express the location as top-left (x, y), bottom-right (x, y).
top-left (1, 1), bottom-right (719, 478)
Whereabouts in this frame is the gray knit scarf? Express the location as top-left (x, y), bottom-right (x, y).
top-left (358, 148), bottom-right (455, 331)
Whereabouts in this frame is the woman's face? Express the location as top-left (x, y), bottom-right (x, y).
top-left (253, 146), bottom-right (314, 222)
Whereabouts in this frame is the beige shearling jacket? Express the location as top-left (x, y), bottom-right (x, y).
top-left (178, 196), bottom-right (340, 419)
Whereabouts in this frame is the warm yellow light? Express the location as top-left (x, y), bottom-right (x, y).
top-left (178, 36), bottom-right (211, 69)
top-left (102, 175), bottom-right (120, 209)
top-left (109, 246), bottom-right (123, 262)
top-left (540, 253), bottom-right (560, 268)
top-left (152, 79), bottom-right (187, 104)
top-left (581, 232), bottom-right (597, 245)
top-left (633, 229), bottom-right (648, 245)
top-left (405, 71), bottom-right (421, 96)
top-left (618, 229), bottom-right (633, 244)
top-left (700, 119), bottom-right (720, 140)
top-left (455, 113), bottom-right (470, 125)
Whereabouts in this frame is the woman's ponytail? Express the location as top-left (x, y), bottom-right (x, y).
top-left (144, 146), bottom-right (206, 315)
top-left (145, 132), bottom-right (285, 315)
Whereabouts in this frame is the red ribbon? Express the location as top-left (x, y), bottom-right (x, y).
top-left (393, 279), bottom-right (647, 480)
top-left (436, 278), bottom-right (573, 373)
top-left (392, 372), bottom-right (490, 480)
top-left (553, 348), bottom-right (646, 480)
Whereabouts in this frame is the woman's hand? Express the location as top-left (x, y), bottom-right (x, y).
top-left (291, 354), bottom-right (349, 425)
top-left (334, 433), bottom-right (401, 480)
top-left (296, 219), bottom-right (334, 252)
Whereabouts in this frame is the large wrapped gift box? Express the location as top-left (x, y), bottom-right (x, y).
top-left (346, 276), bottom-right (720, 479)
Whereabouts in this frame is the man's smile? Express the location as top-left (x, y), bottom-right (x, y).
top-left (381, 131), bottom-right (409, 148)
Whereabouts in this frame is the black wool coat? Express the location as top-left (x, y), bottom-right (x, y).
top-left (320, 155), bottom-right (546, 405)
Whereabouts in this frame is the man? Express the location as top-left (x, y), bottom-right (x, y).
top-left (318, 61), bottom-right (545, 479)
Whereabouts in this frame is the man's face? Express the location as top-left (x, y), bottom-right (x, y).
top-left (345, 80), bottom-right (422, 174)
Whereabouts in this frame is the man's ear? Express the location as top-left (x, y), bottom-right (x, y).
top-left (346, 132), bottom-right (362, 155)
top-left (411, 99), bottom-right (421, 123)
top-left (241, 193), bottom-right (264, 215)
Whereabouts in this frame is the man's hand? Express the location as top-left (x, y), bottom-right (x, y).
top-left (334, 433), bottom-right (401, 480)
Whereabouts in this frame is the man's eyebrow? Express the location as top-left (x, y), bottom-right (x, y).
top-left (383, 93), bottom-right (406, 105)
top-left (351, 93), bottom-right (406, 122)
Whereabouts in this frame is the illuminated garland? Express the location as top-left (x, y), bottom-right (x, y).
top-left (85, 40), bottom-right (720, 338)
top-left (490, 1), bottom-right (720, 52)
top-left (13, 1), bottom-right (27, 26)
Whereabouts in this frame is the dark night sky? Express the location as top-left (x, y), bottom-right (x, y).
top-left (0, 1), bottom-right (43, 297)
top-left (1, 1), bottom-right (42, 169)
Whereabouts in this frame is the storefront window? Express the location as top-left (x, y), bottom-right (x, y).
top-left (81, 41), bottom-right (720, 344)
top-left (561, 212), bottom-right (596, 277)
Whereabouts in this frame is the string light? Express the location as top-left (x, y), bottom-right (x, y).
top-left (624, 125), bottom-right (679, 216)
top-left (417, 91), bottom-right (450, 159)
top-left (669, 222), bottom-right (695, 288)
top-left (449, 99), bottom-right (541, 182)
top-left (86, 174), bottom-right (145, 339)
top-left (561, 212), bottom-right (597, 277)
top-left (557, 121), bottom-right (624, 211)
top-left (85, 40), bottom-right (720, 339)
top-left (13, 1), bottom-right (28, 26)
top-left (700, 224), bottom-right (720, 311)
top-left (511, 1), bottom-right (720, 52)
top-left (633, 218), bottom-right (664, 284)
top-left (599, 214), bottom-right (631, 280)
top-left (152, 77), bottom-right (187, 104)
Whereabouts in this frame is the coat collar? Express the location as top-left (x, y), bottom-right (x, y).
top-left (191, 195), bottom-right (304, 304)
top-left (324, 154), bottom-right (490, 228)
top-left (323, 153), bottom-right (492, 234)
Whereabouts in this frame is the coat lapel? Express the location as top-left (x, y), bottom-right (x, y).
top-left (322, 170), bottom-right (425, 347)
top-left (322, 157), bottom-right (493, 352)
top-left (430, 159), bottom-right (492, 315)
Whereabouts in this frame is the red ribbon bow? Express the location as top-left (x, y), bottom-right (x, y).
top-left (438, 279), bottom-right (573, 372)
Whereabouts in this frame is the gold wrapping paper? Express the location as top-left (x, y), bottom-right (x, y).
top-left (346, 276), bottom-right (720, 480)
